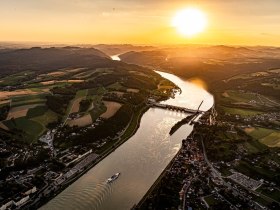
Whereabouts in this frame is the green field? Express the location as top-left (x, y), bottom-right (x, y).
top-left (88, 95), bottom-right (107, 121)
top-left (261, 83), bottom-right (280, 90)
top-left (0, 71), bottom-right (34, 86)
top-left (64, 89), bottom-right (88, 119)
top-left (26, 105), bottom-right (48, 118)
top-left (3, 117), bottom-right (45, 143)
top-left (76, 89), bottom-right (88, 97)
top-left (227, 71), bottom-right (270, 82)
top-left (224, 90), bottom-right (258, 103)
top-left (257, 186), bottom-right (280, 202)
top-left (0, 101), bottom-right (10, 108)
top-left (4, 106), bottom-right (58, 143)
top-left (11, 94), bottom-right (48, 107)
top-left (245, 127), bottom-right (280, 147)
top-left (222, 90), bottom-right (280, 108)
top-left (246, 127), bottom-right (275, 139)
top-left (73, 69), bottom-right (96, 79)
top-left (2, 96), bottom-right (58, 143)
top-left (235, 161), bottom-right (275, 180)
top-left (260, 132), bottom-right (280, 147)
top-left (107, 82), bottom-right (126, 91)
top-left (243, 140), bottom-right (267, 154)
top-left (95, 67), bottom-right (113, 74)
top-left (87, 87), bottom-right (107, 96)
top-left (227, 74), bottom-right (252, 81)
top-left (32, 109), bottom-right (58, 127)
top-left (26, 81), bottom-right (69, 89)
top-left (222, 107), bottom-right (263, 116)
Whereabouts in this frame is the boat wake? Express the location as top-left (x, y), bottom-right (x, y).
top-left (43, 180), bottom-right (114, 210)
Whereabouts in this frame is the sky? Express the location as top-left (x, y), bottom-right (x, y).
top-left (1, 0), bottom-right (280, 46)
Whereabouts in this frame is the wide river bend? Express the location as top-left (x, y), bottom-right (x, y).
top-left (41, 59), bottom-right (214, 210)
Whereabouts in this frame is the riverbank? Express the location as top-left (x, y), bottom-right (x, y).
top-left (133, 111), bottom-right (212, 209)
top-left (133, 145), bottom-right (183, 209)
top-left (31, 105), bottom-right (150, 209)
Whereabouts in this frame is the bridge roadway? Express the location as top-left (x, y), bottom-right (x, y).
top-left (149, 103), bottom-right (203, 114)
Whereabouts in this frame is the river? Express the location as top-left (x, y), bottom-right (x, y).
top-left (40, 55), bottom-right (214, 210)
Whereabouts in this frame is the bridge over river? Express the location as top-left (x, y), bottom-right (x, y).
top-left (148, 100), bottom-right (204, 114)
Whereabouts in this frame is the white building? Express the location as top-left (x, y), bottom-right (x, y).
top-left (24, 186), bottom-right (37, 195)
top-left (13, 195), bottom-right (30, 207)
top-left (0, 200), bottom-right (13, 210)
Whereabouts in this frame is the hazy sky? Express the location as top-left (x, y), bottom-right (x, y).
top-left (1, 0), bottom-right (280, 46)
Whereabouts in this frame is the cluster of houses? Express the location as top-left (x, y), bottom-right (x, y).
top-left (57, 148), bottom-right (93, 167)
top-left (0, 186), bottom-right (37, 210)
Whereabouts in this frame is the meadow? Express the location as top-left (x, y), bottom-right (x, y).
top-left (245, 127), bottom-right (280, 147)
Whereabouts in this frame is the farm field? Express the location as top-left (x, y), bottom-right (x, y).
top-left (11, 94), bottom-right (48, 107)
top-left (73, 70), bottom-right (97, 79)
top-left (0, 89), bottom-right (39, 100)
top-left (68, 114), bottom-right (92, 127)
top-left (222, 107), bottom-right (263, 116)
top-left (7, 104), bottom-right (43, 120)
top-left (257, 186), bottom-right (280, 202)
top-left (87, 87), bottom-right (107, 96)
top-left (89, 100), bottom-right (107, 122)
top-left (268, 68), bottom-right (280, 73)
top-left (0, 48), bottom-right (172, 148)
top-left (65, 89), bottom-right (88, 117)
top-left (261, 83), bottom-right (280, 90)
top-left (0, 92), bottom-right (59, 142)
top-left (226, 71), bottom-right (270, 82)
top-left (107, 82), bottom-right (126, 91)
top-left (3, 117), bottom-right (45, 143)
top-left (245, 127), bottom-right (280, 147)
top-left (0, 100), bottom-right (10, 106)
top-left (109, 91), bottom-right (125, 96)
top-left (32, 109), bottom-right (58, 127)
top-left (0, 71), bottom-right (34, 86)
top-left (222, 90), bottom-right (279, 108)
top-left (100, 101), bottom-right (122, 119)
top-left (222, 91), bottom-right (259, 102)
top-left (70, 97), bottom-right (86, 114)
top-left (127, 88), bottom-right (139, 93)
top-left (260, 133), bottom-right (280, 147)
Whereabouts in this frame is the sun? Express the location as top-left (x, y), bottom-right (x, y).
top-left (172, 8), bottom-right (207, 37)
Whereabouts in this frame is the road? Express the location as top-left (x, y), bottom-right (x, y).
top-left (200, 134), bottom-right (221, 179)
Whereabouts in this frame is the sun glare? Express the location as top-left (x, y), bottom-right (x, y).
top-left (172, 8), bottom-right (207, 37)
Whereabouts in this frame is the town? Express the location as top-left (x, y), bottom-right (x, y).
top-left (136, 109), bottom-right (280, 210)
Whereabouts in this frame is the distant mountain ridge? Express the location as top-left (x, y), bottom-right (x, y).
top-left (118, 45), bottom-right (280, 84)
top-left (92, 44), bottom-right (156, 56)
top-left (0, 47), bottom-right (111, 76)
